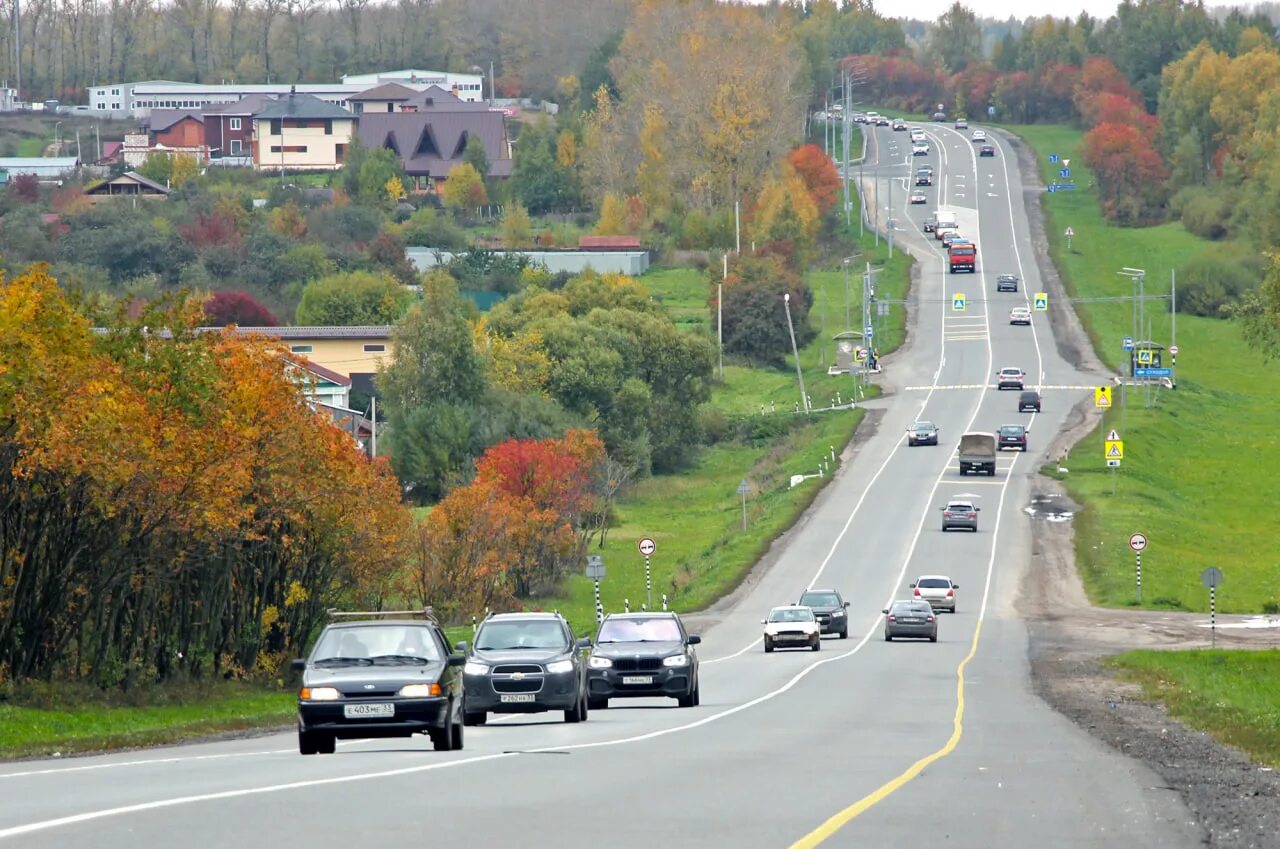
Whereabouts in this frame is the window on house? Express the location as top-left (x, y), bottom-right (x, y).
top-left (335, 143), bottom-right (346, 163)
top-left (363, 344), bottom-right (386, 353)
top-left (290, 345), bottom-right (314, 354)
top-left (353, 102), bottom-right (363, 114)
top-left (324, 120), bottom-right (332, 135)
top-left (387, 103), bottom-right (393, 113)
top-left (270, 119), bottom-right (281, 135)
top-left (112, 88), bottom-right (119, 95)
top-left (111, 103), bottom-right (119, 110)
top-left (230, 117), bottom-right (241, 130)
top-left (270, 145), bottom-right (308, 153)
top-left (230, 139), bottom-right (242, 155)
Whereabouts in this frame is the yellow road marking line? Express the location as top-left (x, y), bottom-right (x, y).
top-left (788, 618), bottom-right (986, 849)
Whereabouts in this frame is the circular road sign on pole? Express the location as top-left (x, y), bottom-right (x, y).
top-left (638, 538), bottom-right (656, 557)
top-left (1201, 567), bottom-right (1223, 589)
top-left (1169, 345), bottom-right (1180, 356)
top-left (1128, 532), bottom-right (1148, 553)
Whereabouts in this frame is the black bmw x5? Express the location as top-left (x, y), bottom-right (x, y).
top-left (587, 612), bottom-right (701, 709)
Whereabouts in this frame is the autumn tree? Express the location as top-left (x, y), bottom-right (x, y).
top-left (713, 250), bottom-right (815, 367)
top-left (295, 270), bottom-right (415, 326)
top-left (1082, 121), bottom-right (1169, 224)
top-left (205, 290), bottom-right (279, 326)
top-left (171, 154), bottom-right (199, 188)
top-left (500, 202), bottom-right (534, 247)
top-left (594, 193), bottom-right (627, 235)
top-left (786, 145), bottom-right (841, 216)
top-left (442, 162), bottom-right (489, 211)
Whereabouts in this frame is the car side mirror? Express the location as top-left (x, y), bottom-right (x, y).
top-left (909, 583), bottom-right (916, 588)
top-left (843, 601), bottom-right (850, 608)
top-left (952, 583), bottom-right (960, 588)
top-left (454, 641), bottom-right (468, 653)
top-left (575, 637), bottom-right (592, 649)
top-left (446, 654), bottom-right (466, 668)
top-left (687, 635), bottom-right (702, 645)
top-left (290, 658), bottom-right (306, 671)
top-left (760, 619), bottom-right (767, 625)
top-left (975, 507), bottom-right (981, 511)
top-left (881, 609), bottom-right (890, 615)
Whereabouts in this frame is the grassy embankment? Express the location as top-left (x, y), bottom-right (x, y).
top-left (1008, 124), bottom-right (1280, 614)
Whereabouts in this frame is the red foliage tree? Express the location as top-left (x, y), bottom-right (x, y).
top-left (10, 173), bottom-right (39, 203)
top-left (786, 145), bottom-right (841, 216)
top-left (1082, 121), bottom-right (1169, 224)
top-left (204, 291), bottom-right (280, 327)
top-left (180, 211), bottom-right (243, 249)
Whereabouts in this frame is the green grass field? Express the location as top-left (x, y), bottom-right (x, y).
top-left (1008, 124), bottom-right (1280, 613)
top-left (1109, 649), bottom-right (1280, 767)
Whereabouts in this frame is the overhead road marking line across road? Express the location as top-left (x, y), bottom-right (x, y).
top-left (903, 384), bottom-right (1094, 391)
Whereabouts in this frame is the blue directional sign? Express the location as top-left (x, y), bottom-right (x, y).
top-left (987, 105), bottom-right (996, 116)
top-left (1134, 367), bottom-right (1172, 378)
top-left (1047, 182), bottom-right (1077, 193)
top-left (1059, 168), bottom-right (1071, 179)
top-left (1122, 336), bottom-right (1134, 351)
top-left (1049, 154), bottom-right (1059, 164)
top-left (864, 324), bottom-right (874, 339)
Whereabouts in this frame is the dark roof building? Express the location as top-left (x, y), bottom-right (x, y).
top-left (254, 92), bottom-right (354, 120)
top-left (356, 106), bottom-right (511, 189)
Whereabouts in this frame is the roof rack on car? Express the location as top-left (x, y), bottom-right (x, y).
top-left (326, 606), bottom-right (439, 624)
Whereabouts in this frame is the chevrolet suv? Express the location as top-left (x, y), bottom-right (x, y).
top-left (587, 612), bottom-right (701, 709)
top-left (292, 611), bottom-right (466, 755)
top-left (997, 424), bottom-right (1028, 451)
top-left (459, 612), bottom-right (591, 725)
top-left (798, 589), bottom-right (851, 638)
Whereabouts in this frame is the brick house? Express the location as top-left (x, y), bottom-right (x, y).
top-left (204, 94), bottom-right (274, 162)
top-left (148, 110), bottom-right (209, 161)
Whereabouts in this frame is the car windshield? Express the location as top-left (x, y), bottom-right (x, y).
top-left (913, 421), bottom-right (936, 431)
top-left (1001, 369), bottom-right (1022, 375)
top-left (946, 503), bottom-right (975, 512)
top-left (1000, 426), bottom-right (1025, 435)
top-left (475, 619), bottom-right (568, 650)
top-left (769, 608), bottom-right (814, 623)
top-left (1022, 392), bottom-right (1039, 399)
top-left (917, 578), bottom-right (951, 589)
top-left (596, 617), bottom-right (682, 643)
top-left (312, 625), bottom-right (441, 664)
top-left (1000, 275), bottom-right (1018, 281)
top-left (799, 592), bottom-right (840, 607)
top-left (891, 602), bottom-right (930, 615)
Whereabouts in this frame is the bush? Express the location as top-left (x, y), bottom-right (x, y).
top-left (1176, 246), bottom-right (1266, 317)
top-left (1177, 187), bottom-right (1233, 240)
top-left (401, 207), bottom-right (467, 250)
top-left (204, 291), bottom-right (279, 326)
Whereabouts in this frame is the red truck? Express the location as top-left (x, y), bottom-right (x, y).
top-left (948, 242), bottom-right (976, 273)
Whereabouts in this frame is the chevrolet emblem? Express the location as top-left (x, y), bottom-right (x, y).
top-left (512, 672), bottom-right (525, 680)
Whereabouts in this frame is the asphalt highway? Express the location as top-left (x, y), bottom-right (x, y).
top-left (0, 123), bottom-right (1204, 848)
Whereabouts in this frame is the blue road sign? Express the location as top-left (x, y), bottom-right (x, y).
top-left (1049, 154), bottom-right (1059, 164)
top-left (987, 105), bottom-right (995, 116)
top-left (1134, 367), bottom-right (1172, 378)
top-left (1059, 168), bottom-right (1071, 178)
top-left (1033, 294), bottom-right (1048, 311)
top-left (864, 324), bottom-right (874, 339)
top-left (1048, 182), bottom-right (1076, 192)
top-left (1047, 185), bottom-right (1056, 193)
top-left (1122, 336), bottom-right (1134, 351)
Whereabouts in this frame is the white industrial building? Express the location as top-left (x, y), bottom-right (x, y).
top-left (89, 70), bottom-right (484, 119)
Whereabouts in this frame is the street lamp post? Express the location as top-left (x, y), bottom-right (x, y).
top-left (54, 121), bottom-right (62, 153)
top-left (783, 293), bottom-right (809, 414)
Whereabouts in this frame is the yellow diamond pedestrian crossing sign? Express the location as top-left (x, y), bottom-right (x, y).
top-left (1034, 293), bottom-right (1048, 311)
top-left (1105, 440), bottom-right (1124, 460)
top-left (952, 293), bottom-right (966, 311)
top-left (1137, 349), bottom-right (1153, 364)
top-left (1094, 386), bottom-right (1112, 408)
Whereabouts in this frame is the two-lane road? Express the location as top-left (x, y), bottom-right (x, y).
top-left (0, 122), bottom-right (1202, 849)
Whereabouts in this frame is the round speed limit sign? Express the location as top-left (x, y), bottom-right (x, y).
top-left (1128, 533), bottom-right (1148, 552)
top-left (638, 538), bottom-right (656, 557)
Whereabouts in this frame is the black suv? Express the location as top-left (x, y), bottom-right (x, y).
top-left (798, 589), bottom-right (851, 638)
top-left (292, 611), bottom-right (466, 755)
top-left (459, 612), bottom-right (591, 725)
top-left (1018, 390), bottom-right (1042, 413)
top-left (997, 424), bottom-right (1028, 451)
top-left (587, 612), bottom-right (701, 709)
top-left (996, 274), bottom-right (1019, 293)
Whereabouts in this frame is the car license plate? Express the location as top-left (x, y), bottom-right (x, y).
top-left (343, 702), bottom-right (393, 718)
top-left (622, 675), bottom-right (654, 685)
top-left (499, 694), bottom-right (536, 703)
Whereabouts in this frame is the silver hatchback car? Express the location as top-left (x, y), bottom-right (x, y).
top-left (883, 601), bottom-right (938, 642)
top-left (941, 499), bottom-right (980, 532)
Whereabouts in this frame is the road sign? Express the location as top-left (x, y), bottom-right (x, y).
top-left (1122, 336), bottom-right (1134, 351)
top-left (638, 538), bottom-right (656, 557)
top-left (1095, 386), bottom-right (1112, 408)
top-left (1134, 367), bottom-right (1172, 378)
top-left (1105, 440), bottom-right (1124, 460)
top-left (855, 347), bottom-right (868, 362)
top-left (1106, 459), bottom-right (1122, 467)
top-left (864, 324), bottom-right (874, 339)
top-left (1201, 567), bottom-right (1223, 589)
top-left (736, 479), bottom-right (750, 495)
top-left (988, 105), bottom-right (995, 116)
top-left (1136, 349), bottom-right (1153, 365)
top-left (952, 293), bottom-right (966, 311)
top-left (1064, 227), bottom-right (1075, 237)
top-left (586, 554), bottom-right (606, 580)
top-left (1106, 428), bottom-right (1120, 441)
top-left (1034, 293), bottom-right (1048, 311)
top-left (1169, 344), bottom-right (1179, 356)
top-left (1048, 153), bottom-right (1059, 164)
top-left (1063, 159), bottom-right (1070, 168)
top-left (1127, 532), bottom-right (1147, 552)
top-left (1059, 168), bottom-right (1071, 179)
top-left (878, 300), bottom-right (890, 316)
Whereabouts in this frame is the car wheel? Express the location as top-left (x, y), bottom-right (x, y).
top-left (884, 633), bottom-right (892, 642)
top-left (812, 637), bottom-right (821, 652)
top-left (839, 627), bottom-right (848, 639)
top-left (298, 730), bottom-right (318, 756)
top-left (463, 710), bottom-right (487, 726)
top-left (693, 683), bottom-right (701, 706)
top-left (431, 711), bottom-right (454, 752)
top-left (930, 633), bottom-right (938, 643)
top-left (588, 696), bottom-right (608, 711)
top-left (677, 686), bottom-right (697, 708)
top-left (764, 637), bottom-right (774, 653)
top-left (316, 733), bottom-right (336, 755)
top-left (451, 716), bottom-right (464, 750)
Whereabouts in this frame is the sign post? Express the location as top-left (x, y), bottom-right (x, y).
top-left (1064, 226), bottom-right (1074, 251)
top-left (737, 479), bottom-right (750, 531)
top-left (586, 555), bottom-right (606, 623)
top-left (1129, 533), bottom-right (1148, 603)
top-left (638, 538), bottom-right (656, 609)
top-left (1201, 568), bottom-right (1224, 648)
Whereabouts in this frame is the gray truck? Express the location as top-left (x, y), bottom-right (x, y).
top-left (957, 432), bottom-right (997, 476)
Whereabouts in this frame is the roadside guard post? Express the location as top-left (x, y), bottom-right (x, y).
top-left (586, 555), bottom-right (606, 624)
top-left (638, 538), bottom-right (656, 609)
top-left (1129, 533), bottom-right (1148, 603)
top-left (1201, 568), bottom-right (1224, 648)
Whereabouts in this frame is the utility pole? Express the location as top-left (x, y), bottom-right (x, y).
top-left (783, 293), bottom-right (809, 414)
top-left (718, 253), bottom-right (726, 380)
top-left (842, 66), bottom-right (851, 229)
top-left (843, 256), bottom-right (851, 330)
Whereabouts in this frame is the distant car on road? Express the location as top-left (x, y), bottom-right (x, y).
top-left (997, 367), bottom-right (1026, 390)
top-left (893, 119), bottom-right (908, 131)
top-left (883, 600), bottom-right (938, 642)
top-left (915, 169), bottom-right (933, 186)
top-left (923, 215), bottom-right (938, 232)
top-left (1010, 306), bottom-right (1032, 325)
top-left (940, 499), bottom-right (980, 532)
top-left (980, 144), bottom-right (996, 157)
top-left (763, 606), bottom-right (822, 652)
top-left (1018, 390), bottom-right (1042, 412)
top-left (293, 612), bottom-right (466, 755)
top-left (941, 231), bottom-right (964, 248)
top-left (912, 143), bottom-right (929, 156)
top-left (935, 226), bottom-right (957, 243)
top-left (996, 274), bottom-right (1020, 292)
top-left (587, 612), bottom-right (701, 709)
top-left (972, 130), bottom-right (987, 142)
top-left (876, 116), bottom-right (891, 126)
top-left (910, 191), bottom-right (927, 204)
top-left (906, 420), bottom-right (940, 446)
top-left (911, 575), bottom-right (959, 613)
top-left (932, 111), bottom-right (947, 122)
top-left (910, 129), bottom-right (926, 142)
top-left (798, 589), bottom-right (851, 638)
top-left (954, 117), bottom-right (969, 129)
top-left (998, 424), bottom-right (1028, 451)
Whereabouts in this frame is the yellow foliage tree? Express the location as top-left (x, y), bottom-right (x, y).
top-left (750, 164), bottom-right (820, 264)
top-left (473, 318), bottom-right (552, 396)
top-left (556, 130), bottom-right (578, 167)
top-left (594, 193), bottom-right (627, 235)
top-left (441, 163), bottom-right (488, 211)
top-left (385, 176), bottom-right (407, 204)
top-left (170, 155), bottom-right (199, 188)
top-left (501, 202), bottom-right (533, 247)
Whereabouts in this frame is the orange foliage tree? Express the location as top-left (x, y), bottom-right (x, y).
top-left (786, 145), bottom-right (841, 216)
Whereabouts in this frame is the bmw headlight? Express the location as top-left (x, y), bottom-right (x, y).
top-left (398, 683), bottom-right (441, 697)
top-left (662, 654), bottom-right (689, 668)
top-left (832, 610), bottom-right (845, 617)
top-left (463, 661), bottom-right (490, 676)
top-left (545, 659), bottom-right (575, 674)
top-left (587, 656), bottom-right (613, 669)
top-left (300, 686), bottom-right (340, 701)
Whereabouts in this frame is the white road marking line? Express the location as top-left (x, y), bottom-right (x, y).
top-left (0, 750), bottom-right (295, 779)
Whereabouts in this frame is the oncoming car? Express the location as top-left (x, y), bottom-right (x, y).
top-left (293, 610), bottom-right (466, 755)
top-left (910, 191), bottom-right (927, 204)
top-left (798, 589), bottom-right (850, 638)
top-left (762, 606), bottom-right (822, 652)
top-left (460, 612), bottom-right (591, 725)
top-left (906, 420), bottom-right (939, 446)
top-left (586, 612), bottom-right (701, 709)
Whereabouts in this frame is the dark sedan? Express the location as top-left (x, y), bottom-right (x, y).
top-left (587, 612), bottom-right (701, 709)
top-left (906, 420), bottom-right (939, 446)
top-left (1018, 391), bottom-right (1042, 412)
top-left (798, 589), bottom-right (851, 638)
top-left (998, 424), bottom-right (1028, 451)
top-left (979, 144), bottom-right (996, 157)
top-left (996, 274), bottom-right (1019, 293)
top-left (883, 601), bottom-right (937, 642)
top-left (293, 616), bottom-right (466, 755)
